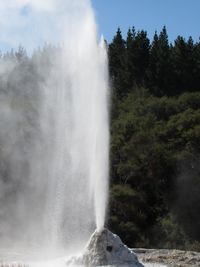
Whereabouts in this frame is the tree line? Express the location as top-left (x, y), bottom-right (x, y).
top-left (108, 27), bottom-right (200, 250)
top-left (109, 26), bottom-right (200, 99)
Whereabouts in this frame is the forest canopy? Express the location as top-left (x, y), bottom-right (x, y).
top-left (108, 26), bottom-right (200, 250)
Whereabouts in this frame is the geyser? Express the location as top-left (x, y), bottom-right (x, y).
top-left (0, 0), bottom-right (109, 259)
top-left (66, 228), bottom-right (144, 267)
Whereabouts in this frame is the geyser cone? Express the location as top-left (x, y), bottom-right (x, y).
top-left (67, 228), bottom-right (144, 266)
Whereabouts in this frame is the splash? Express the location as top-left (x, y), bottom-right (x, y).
top-left (0, 0), bottom-right (109, 260)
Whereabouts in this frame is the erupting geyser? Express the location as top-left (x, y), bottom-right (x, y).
top-left (0, 0), bottom-right (108, 260)
top-left (0, 0), bottom-right (145, 266)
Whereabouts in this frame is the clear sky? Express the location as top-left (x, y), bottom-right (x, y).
top-left (92, 0), bottom-right (200, 43)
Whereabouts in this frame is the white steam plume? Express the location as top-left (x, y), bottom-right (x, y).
top-left (0, 0), bottom-right (109, 260)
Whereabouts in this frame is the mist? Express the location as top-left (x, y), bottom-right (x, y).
top-left (0, 0), bottom-right (109, 261)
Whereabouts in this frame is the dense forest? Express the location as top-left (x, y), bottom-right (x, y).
top-left (108, 26), bottom-right (200, 250)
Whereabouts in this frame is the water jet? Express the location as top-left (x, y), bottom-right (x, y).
top-left (0, 1), bottom-right (144, 267)
top-left (0, 0), bottom-right (109, 257)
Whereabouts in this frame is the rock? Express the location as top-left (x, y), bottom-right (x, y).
top-left (66, 228), bottom-right (144, 266)
top-left (134, 248), bottom-right (200, 267)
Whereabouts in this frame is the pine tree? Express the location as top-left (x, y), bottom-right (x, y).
top-left (193, 40), bottom-right (200, 91)
top-left (147, 26), bottom-right (172, 96)
top-left (126, 27), bottom-right (136, 88)
top-left (128, 30), bottom-right (150, 87)
top-left (136, 30), bottom-right (150, 85)
top-left (109, 28), bottom-right (128, 98)
top-left (171, 36), bottom-right (196, 94)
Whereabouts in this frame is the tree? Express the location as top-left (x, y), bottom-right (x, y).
top-left (109, 28), bottom-right (128, 98)
top-left (147, 26), bottom-right (172, 96)
top-left (171, 36), bottom-right (197, 94)
top-left (126, 30), bottom-right (150, 87)
top-left (15, 46), bottom-right (27, 61)
top-left (110, 88), bottom-right (200, 249)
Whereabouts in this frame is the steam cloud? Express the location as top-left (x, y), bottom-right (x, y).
top-left (0, 0), bottom-right (109, 261)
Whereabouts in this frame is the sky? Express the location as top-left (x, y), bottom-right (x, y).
top-left (0, 0), bottom-right (199, 52)
top-left (92, 0), bottom-right (200, 43)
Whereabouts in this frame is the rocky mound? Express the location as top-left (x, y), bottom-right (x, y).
top-left (67, 228), bottom-right (144, 266)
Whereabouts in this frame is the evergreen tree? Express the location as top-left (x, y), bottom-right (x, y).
top-left (109, 28), bottom-right (128, 98)
top-left (127, 30), bottom-right (150, 87)
top-left (171, 36), bottom-right (197, 94)
top-left (15, 46), bottom-right (27, 62)
top-left (147, 26), bottom-right (172, 96)
top-left (126, 27), bottom-right (136, 88)
top-left (193, 40), bottom-right (200, 91)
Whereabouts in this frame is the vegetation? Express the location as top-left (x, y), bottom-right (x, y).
top-left (108, 27), bottom-right (200, 250)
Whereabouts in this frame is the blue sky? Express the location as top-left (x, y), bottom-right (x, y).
top-left (0, 0), bottom-right (199, 52)
top-left (92, 0), bottom-right (200, 43)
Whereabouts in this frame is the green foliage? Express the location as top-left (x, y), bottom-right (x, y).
top-left (127, 29), bottom-right (150, 86)
top-left (151, 213), bottom-right (189, 249)
top-left (109, 184), bottom-right (147, 246)
top-left (147, 27), bottom-right (172, 96)
top-left (108, 26), bottom-right (200, 97)
top-left (174, 155), bottom-right (200, 240)
top-left (109, 28), bottom-right (128, 98)
top-left (109, 89), bottom-right (200, 249)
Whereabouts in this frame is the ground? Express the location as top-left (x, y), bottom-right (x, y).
top-left (134, 248), bottom-right (200, 267)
